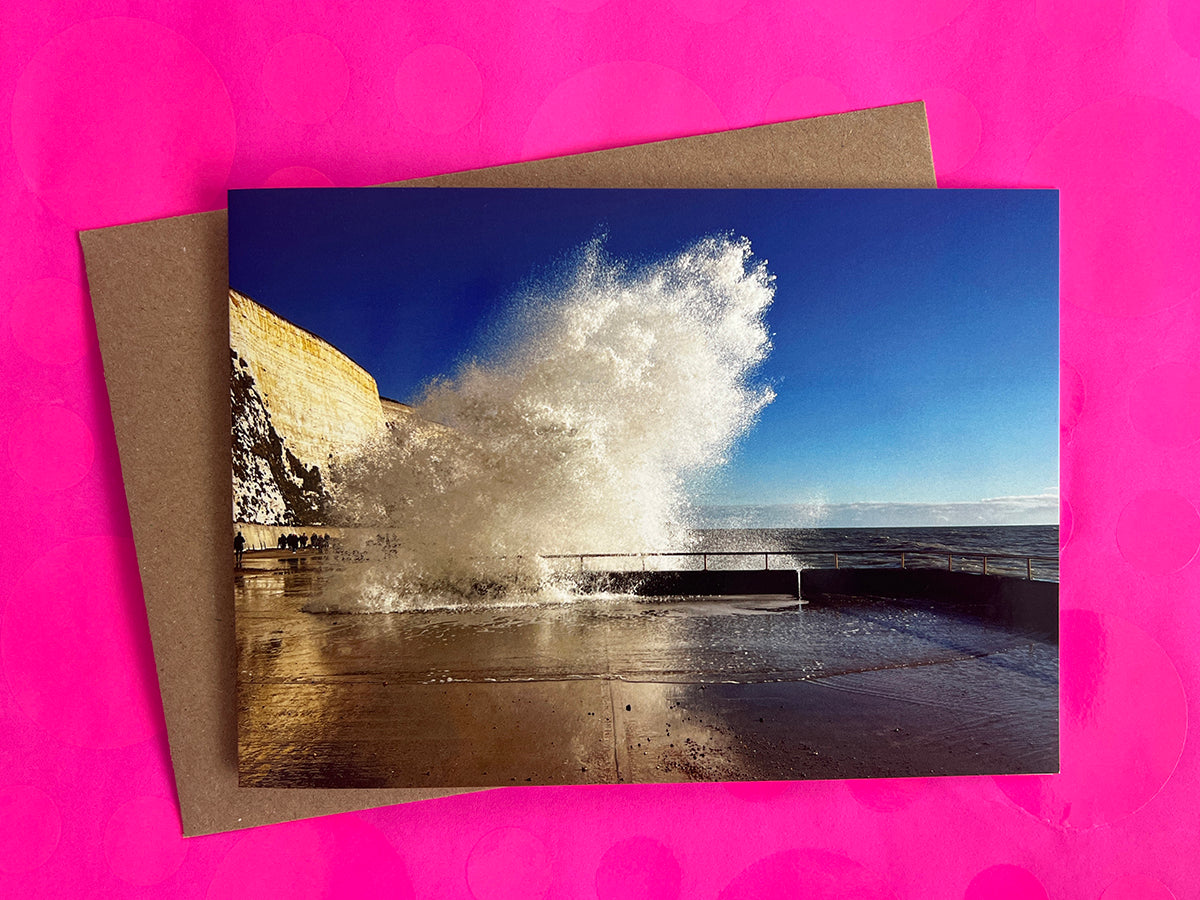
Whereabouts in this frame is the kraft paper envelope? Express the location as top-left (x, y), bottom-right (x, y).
top-left (80, 101), bottom-right (935, 836)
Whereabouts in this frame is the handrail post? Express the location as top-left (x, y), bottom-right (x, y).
top-left (983, 556), bottom-right (989, 576)
top-left (703, 553), bottom-right (708, 572)
top-left (947, 553), bottom-right (952, 572)
top-left (900, 552), bottom-right (906, 569)
top-left (1027, 557), bottom-right (1032, 580)
top-left (764, 552), bottom-right (769, 570)
top-left (834, 552), bottom-right (839, 569)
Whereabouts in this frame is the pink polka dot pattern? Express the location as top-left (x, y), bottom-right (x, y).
top-left (1, 536), bottom-right (162, 748)
top-left (762, 76), bottom-right (851, 125)
top-left (718, 848), bottom-right (894, 900)
top-left (595, 836), bottom-right (681, 900)
top-left (8, 278), bottom-right (91, 366)
top-left (466, 827), bottom-right (552, 900)
top-left (6, 405), bottom-right (94, 492)
top-left (1129, 361), bottom-right (1200, 447)
top-left (723, 779), bottom-right (792, 801)
top-left (4, 0), bottom-right (1200, 894)
top-left (1115, 491), bottom-right (1200, 574)
top-left (103, 796), bottom-right (187, 886)
top-left (1168, 0), bottom-right (1200, 58)
top-left (545, 0), bottom-right (612, 11)
top-left (1100, 874), bottom-right (1176, 900)
top-left (263, 166), bottom-right (336, 188)
top-left (0, 786), bottom-right (60, 874)
top-left (394, 45), bottom-right (483, 135)
top-left (263, 34), bottom-right (350, 125)
top-left (1037, 0), bottom-right (1125, 50)
top-left (206, 816), bottom-right (412, 899)
top-left (923, 87), bottom-right (982, 178)
top-left (521, 62), bottom-right (726, 161)
top-left (10, 17), bottom-right (236, 228)
top-left (1060, 497), bottom-right (1073, 548)
top-left (963, 864), bottom-right (1048, 900)
top-left (1023, 97), bottom-right (1200, 317)
top-left (668, 0), bottom-right (750, 25)
top-left (1061, 361), bottom-right (1084, 438)
top-left (813, 0), bottom-right (973, 40)
top-left (846, 777), bottom-right (927, 812)
top-left (995, 610), bottom-right (1187, 829)
top-left (206, 821), bottom-right (325, 900)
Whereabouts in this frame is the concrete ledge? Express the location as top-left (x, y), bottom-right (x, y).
top-left (571, 569), bottom-right (799, 598)
top-left (800, 568), bottom-right (1058, 638)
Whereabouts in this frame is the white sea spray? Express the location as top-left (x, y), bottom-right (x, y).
top-left (320, 235), bottom-right (776, 610)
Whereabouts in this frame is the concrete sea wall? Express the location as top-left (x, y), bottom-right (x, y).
top-left (800, 568), bottom-right (1059, 637)
top-left (571, 569), bottom-right (800, 598)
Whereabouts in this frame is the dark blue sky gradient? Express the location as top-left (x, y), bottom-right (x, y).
top-left (228, 188), bottom-right (1058, 508)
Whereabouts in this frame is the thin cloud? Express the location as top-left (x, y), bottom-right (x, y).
top-left (698, 495), bottom-right (1060, 529)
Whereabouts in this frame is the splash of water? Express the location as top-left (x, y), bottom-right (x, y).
top-left (324, 235), bottom-right (775, 608)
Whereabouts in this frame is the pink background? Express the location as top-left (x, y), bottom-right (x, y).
top-left (3, 0), bottom-right (1199, 896)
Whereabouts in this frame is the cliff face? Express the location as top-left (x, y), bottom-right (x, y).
top-left (229, 289), bottom-right (392, 473)
top-left (230, 289), bottom-right (412, 525)
top-left (231, 353), bottom-right (326, 525)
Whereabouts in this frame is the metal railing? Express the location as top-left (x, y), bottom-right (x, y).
top-left (540, 549), bottom-right (1060, 582)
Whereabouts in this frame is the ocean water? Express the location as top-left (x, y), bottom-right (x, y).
top-left (694, 523), bottom-right (1057, 555)
top-left (688, 524), bottom-right (1060, 581)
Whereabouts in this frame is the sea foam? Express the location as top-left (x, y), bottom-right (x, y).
top-left (323, 235), bottom-right (775, 609)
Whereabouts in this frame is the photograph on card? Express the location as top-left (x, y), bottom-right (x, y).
top-left (228, 187), bottom-right (1059, 788)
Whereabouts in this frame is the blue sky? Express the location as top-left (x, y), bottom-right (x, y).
top-left (229, 188), bottom-right (1058, 526)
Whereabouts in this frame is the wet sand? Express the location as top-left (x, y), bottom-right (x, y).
top-left (236, 556), bottom-right (1057, 787)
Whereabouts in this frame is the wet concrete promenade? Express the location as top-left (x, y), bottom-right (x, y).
top-left (236, 555), bottom-right (1058, 788)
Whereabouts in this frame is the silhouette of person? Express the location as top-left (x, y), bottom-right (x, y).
top-left (235, 530), bottom-right (246, 568)
top-left (278, 533), bottom-right (287, 551)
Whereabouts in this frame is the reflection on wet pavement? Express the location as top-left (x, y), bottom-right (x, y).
top-left (236, 557), bottom-right (1058, 787)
